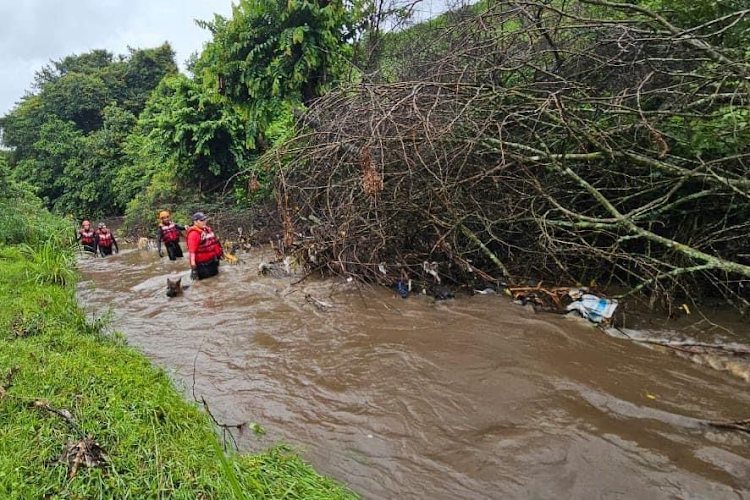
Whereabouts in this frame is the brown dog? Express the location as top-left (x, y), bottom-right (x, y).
top-left (138, 237), bottom-right (157, 251)
top-left (166, 277), bottom-right (183, 297)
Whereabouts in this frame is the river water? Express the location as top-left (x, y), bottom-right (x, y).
top-left (77, 247), bottom-right (750, 499)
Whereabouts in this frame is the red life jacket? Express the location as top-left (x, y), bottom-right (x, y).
top-left (97, 230), bottom-right (114, 248)
top-left (160, 222), bottom-right (180, 243)
top-left (80, 229), bottom-right (95, 245)
top-left (187, 226), bottom-right (222, 264)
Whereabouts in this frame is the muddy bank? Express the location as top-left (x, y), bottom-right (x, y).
top-left (77, 245), bottom-right (750, 499)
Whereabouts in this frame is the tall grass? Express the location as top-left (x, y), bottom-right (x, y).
top-left (0, 189), bottom-right (69, 247)
top-left (210, 432), bottom-right (251, 500)
top-left (0, 173), bottom-right (79, 286)
top-left (20, 235), bottom-right (77, 286)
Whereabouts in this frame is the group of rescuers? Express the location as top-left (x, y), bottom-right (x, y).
top-left (76, 211), bottom-right (224, 280)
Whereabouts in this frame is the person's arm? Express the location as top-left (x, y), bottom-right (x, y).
top-left (156, 227), bottom-right (163, 257)
top-left (95, 234), bottom-right (104, 256)
top-left (75, 231), bottom-right (81, 242)
top-left (187, 231), bottom-right (199, 279)
top-left (189, 248), bottom-right (197, 269)
top-left (187, 230), bottom-right (196, 268)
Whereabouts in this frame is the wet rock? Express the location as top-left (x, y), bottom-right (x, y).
top-left (429, 285), bottom-right (454, 300)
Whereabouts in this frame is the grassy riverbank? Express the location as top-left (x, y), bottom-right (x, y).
top-left (0, 243), bottom-right (355, 498)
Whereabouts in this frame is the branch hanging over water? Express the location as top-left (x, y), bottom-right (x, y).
top-left (263, 0), bottom-right (750, 312)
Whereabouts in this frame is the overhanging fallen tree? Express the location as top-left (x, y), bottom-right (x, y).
top-left (264, 0), bottom-right (750, 313)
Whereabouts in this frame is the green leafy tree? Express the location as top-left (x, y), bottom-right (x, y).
top-left (18, 117), bottom-right (83, 207)
top-left (0, 151), bottom-right (10, 198)
top-left (55, 105), bottom-right (137, 216)
top-left (1, 46), bottom-right (178, 217)
top-left (122, 43), bottom-right (179, 115)
top-left (118, 74), bottom-right (252, 206)
top-left (33, 49), bottom-right (116, 87)
top-left (0, 95), bottom-right (47, 160)
top-left (41, 73), bottom-right (111, 132)
top-left (196, 0), bottom-right (366, 147)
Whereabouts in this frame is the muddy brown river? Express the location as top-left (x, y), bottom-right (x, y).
top-left (77, 246), bottom-right (750, 499)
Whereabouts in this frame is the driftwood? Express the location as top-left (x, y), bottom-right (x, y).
top-left (704, 419), bottom-right (750, 434)
top-left (33, 400), bottom-right (84, 436)
top-left (59, 436), bottom-right (107, 479)
top-left (634, 339), bottom-right (750, 357)
top-left (32, 400), bottom-right (107, 477)
top-left (610, 327), bottom-right (750, 357)
top-left (305, 294), bottom-right (334, 311)
top-left (508, 285), bottom-right (573, 309)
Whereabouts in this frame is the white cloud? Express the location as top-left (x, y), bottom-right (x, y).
top-left (0, 0), bottom-right (234, 115)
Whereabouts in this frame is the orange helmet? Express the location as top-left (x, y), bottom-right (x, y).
top-left (159, 211), bottom-right (170, 219)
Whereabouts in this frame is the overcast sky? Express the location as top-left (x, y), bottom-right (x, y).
top-left (0, 0), bottom-right (235, 115)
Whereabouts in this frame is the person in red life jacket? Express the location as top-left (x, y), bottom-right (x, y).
top-left (156, 210), bottom-right (186, 260)
top-left (95, 222), bottom-right (119, 257)
top-left (76, 220), bottom-right (97, 254)
top-left (186, 212), bottom-right (223, 280)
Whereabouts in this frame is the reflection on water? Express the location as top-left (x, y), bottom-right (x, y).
top-left (77, 247), bottom-right (750, 499)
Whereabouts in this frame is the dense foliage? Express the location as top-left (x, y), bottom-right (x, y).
top-left (0, 0), bottom-right (364, 228)
top-left (117, 74), bottom-right (257, 232)
top-left (195, 0), bottom-right (364, 148)
top-left (0, 44), bottom-right (177, 218)
top-left (264, 0), bottom-right (750, 313)
top-left (0, 150), bottom-right (70, 248)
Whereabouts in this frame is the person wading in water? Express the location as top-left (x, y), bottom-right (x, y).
top-left (156, 211), bottom-right (186, 261)
top-left (95, 222), bottom-right (119, 257)
top-left (77, 220), bottom-right (97, 254)
top-left (186, 212), bottom-right (223, 280)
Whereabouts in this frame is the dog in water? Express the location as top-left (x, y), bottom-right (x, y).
top-left (138, 237), bottom-right (155, 250)
top-left (166, 277), bottom-right (183, 297)
top-left (258, 256), bottom-right (297, 277)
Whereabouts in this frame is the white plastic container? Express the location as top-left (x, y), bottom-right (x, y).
top-left (566, 294), bottom-right (618, 323)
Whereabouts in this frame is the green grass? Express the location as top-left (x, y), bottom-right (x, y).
top-left (20, 235), bottom-right (78, 286)
top-left (0, 245), bottom-right (357, 499)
